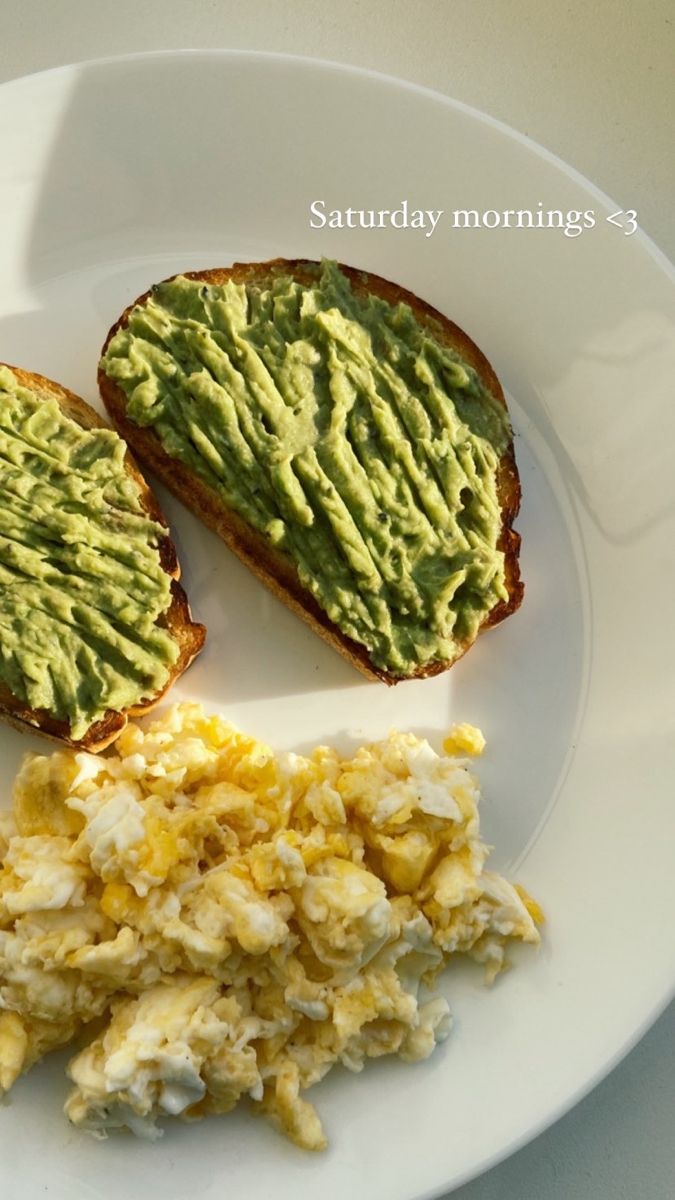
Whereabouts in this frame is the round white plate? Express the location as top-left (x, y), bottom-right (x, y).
top-left (0, 50), bottom-right (673, 1200)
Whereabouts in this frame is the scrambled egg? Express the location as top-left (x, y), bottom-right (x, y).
top-left (0, 704), bottom-right (541, 1149)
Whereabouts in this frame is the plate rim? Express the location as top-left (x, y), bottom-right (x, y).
top-left (0, 45), bottom-right (672, 280)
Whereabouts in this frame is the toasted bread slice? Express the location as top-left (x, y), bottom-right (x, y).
top-left (0, 364), bottom-right (206, 750)
top-left (99, 260), bottom-right (523, 683)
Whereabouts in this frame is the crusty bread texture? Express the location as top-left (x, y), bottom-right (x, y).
top-left (99, 259), bottom-right (523, 684)
top-left (0, 364), bottom-right (205, 751)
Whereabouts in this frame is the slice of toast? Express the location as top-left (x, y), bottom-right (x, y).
top-left (0, 364), bottom-right (205, 750)
top-left (99, 259), bottom-right (523, 684)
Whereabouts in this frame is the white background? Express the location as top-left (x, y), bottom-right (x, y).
top-left (0, 3), bottom-right (673, 1197)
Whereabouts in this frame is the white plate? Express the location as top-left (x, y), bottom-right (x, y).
top-left (0, 50), bottom-right (674, 1200)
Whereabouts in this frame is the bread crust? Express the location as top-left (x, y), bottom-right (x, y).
top-left (99, 260), bottom-right (523, 684)
top-left (0, 363), bottom-right (206, 750)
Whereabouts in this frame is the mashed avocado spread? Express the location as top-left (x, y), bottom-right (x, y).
top-left (0, 367), bottom-right (178, 738)
top-left (101, 260), bottom-right (511, 675)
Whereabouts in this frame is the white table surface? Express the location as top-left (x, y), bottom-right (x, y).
top-left (0, 3), bottom-right (673, 1197)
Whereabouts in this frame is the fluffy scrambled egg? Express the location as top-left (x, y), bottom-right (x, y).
top-left (0, 704), bottom-right (541, 1149)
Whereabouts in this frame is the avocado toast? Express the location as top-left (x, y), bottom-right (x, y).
top-left (99, 259), bottom-right (523, 682)
top-left (0, 364), bottom-right (205, 749)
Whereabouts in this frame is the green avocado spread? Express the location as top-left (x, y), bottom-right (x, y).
top-left (100, 260), bottom-right (511, 676)
top-left (0, 366), bottom-right (178, 738)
